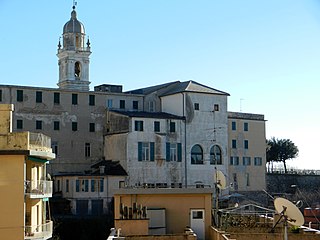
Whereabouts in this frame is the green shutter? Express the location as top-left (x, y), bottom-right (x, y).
top-left (166, 142), bottom-right (170, 162)
top-left (177, 143), bottom-right (182, 162)
top-left (138, 142), bottom-right (142, 161)
top-left (150, 142), bottom-right (155, 161)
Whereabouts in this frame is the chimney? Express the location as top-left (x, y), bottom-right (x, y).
top-left (99, 166), bottom-right (105, 174)
top-left (0, 104), bottom-right (14, 134)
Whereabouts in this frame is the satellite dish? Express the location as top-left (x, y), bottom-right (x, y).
top-left (214, 170), bottom-right (227, 190)
top-left (274, 197), bottom-right (304, 227)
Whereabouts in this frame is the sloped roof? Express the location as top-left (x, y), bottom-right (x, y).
top-left (110, 110), bottom-right (185, 120)
top-left (159, 80), bottom-right (230, 97)
top-left (91, 160), bottom-right (127, 176)
top-left (126, 80), bottom-right (229, 97)
top-left (125, 81), bottom-right (180, 95)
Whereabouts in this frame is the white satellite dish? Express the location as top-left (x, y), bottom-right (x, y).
top-left (274, 197), bottom-right (304, 227)
top-left (272, 197), bottom-right (305, 240)
top-left (214, 170), bottom-right (227, 190)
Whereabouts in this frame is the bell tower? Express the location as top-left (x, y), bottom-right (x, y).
top-left (57, 5), bottom-right (91, 91)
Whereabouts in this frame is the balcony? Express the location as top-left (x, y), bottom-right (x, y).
top-left (25, 220), bottom-right (53, 240)
top-left (25, 180), bottom-right (53, 198)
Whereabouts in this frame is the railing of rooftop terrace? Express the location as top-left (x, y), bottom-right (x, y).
top-left (24, 220), bottom-right (53, 240)
top-left (29, 133), bottom-right (51, 150)
top-left (267, 168), bottom-right (320, 175)
top-left (25, 180), bottom-right (53, 198)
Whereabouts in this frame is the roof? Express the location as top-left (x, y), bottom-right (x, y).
top-left (126, 80), bottom-right (229, 97)
top-left (54, 160), bottom-right (127, 177)
top-left (110, 110), bottom-right (185, 120)
top-left (63, 8), bottom-right (85, 34)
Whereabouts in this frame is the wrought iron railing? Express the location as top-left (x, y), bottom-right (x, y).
top-left (25, 180), bottom-right (53, 197)
top-left (24, 220), bottom-right (53, 240)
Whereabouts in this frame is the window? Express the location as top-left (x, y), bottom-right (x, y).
top-left (36, 91), bottom-right (42, 103)
top-left (85, 143), bottom-right (91, 157)
top-left (246, 173), bottom-right (250, 186)
top-left (100, 179), bottom-right (104, 192)
top-left (149, 101), bottom-right (155, 112)
top-left (57, 180), bottom-right (61, 192)
top-left (107, 99), bottom-right (113, 108)
top-left (72, 94), bottom-right (78, 105)
top-left (133, 101), bottom-right (138, 110)
top-left (72, 122), bottom-right (78, 131)
top-left (52, 141), bottom-right (58, 155)
top-left (91, 180), bottom-right (96, 192)
top-left (89, 95), bottom-right (95, 106)
top-left (138, 142), bottom-right (155, 161)
top-left (154, 121), bottom-right (160, 132)
top-left (233, 173), bottom-right (238, 190)
top-left (244, 140), bottom-right (249, 149)
top-left (232, 121), bottom-right (236, 131)
top-left (254, 157), bottom-right (262, 166)
top-left (76, 180), bottom-right (80, 192)
top-left (169, 122), bottom-right (176, 133)
top-left (210, 145), bottom-right (222, 165)
top-left (194, 103), bottom-right (199, 110)
top-left (120, 100), bottom-right (125, 109)
top-left (78, 179), bottom-right (89, 192)
top-left (89, 123), bottom-right (95, 132)
top-left (191, 144), bottom-right (203, 164)
top-left (17, 119), bottom-right (23, 129)
top-left (166, 143), bottom-right (182, 162)
top-left (66, 179), bottom-right (69, 192)
top-left (54, 92), bottom-right (60, 104)
top-left (54, 121), bottom-right (60, 131)
top-left (90, 179), bottom-right (104, 192)
top-left (232, 139), bottom-right (237, 149)
top-left (0, 89), bottom-right (2, 101)
top-left (244, 122), bottom-right (249, 131)
top-left (75, 62), bottom-right (81, 78)
top-left (243, 157), bottom-right (251, 166)
top-left (17, 90), bottom-right (23, 102)
top-left (230, 156), bottom-right (239, 165)
top-left (36, 120), bottom-right (42, 130)
top-left (134, 120), bottom-right (144, 131)
top-left (214, 104), bottom-right (219, 111)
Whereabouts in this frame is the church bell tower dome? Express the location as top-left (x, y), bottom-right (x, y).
top-left (57, 5), bottom-right (91, 91)
top-left (63, 8), bottom-right (85, 34)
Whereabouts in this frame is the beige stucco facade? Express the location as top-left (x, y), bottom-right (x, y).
top-left (114, 188), bottom-right (213, 240)
top-left (228, 112), bottom-right (266, 192)
top-left (0, 104), bottom-right (55, 240)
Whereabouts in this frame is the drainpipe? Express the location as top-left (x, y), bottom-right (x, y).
top-left (182, 93), bottom-right (187, 188)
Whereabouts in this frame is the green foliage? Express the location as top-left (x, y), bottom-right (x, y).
top-left (266, 137), bottom-right (299, 173)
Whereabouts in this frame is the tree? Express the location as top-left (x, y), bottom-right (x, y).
top-left (266, 137), bottom-right (299, 173)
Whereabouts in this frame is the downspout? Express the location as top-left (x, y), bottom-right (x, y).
top-left (182, 93), bottom-right (187, 188)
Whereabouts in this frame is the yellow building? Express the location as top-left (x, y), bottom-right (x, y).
top-left (0, 104), bottom-right (55, 240)
top-left (228, 112), bottom-right (266, 192)
top-left (113, 188), bottom-right (213, 240)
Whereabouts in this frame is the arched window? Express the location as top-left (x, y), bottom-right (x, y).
top-left (210, 145), bottom-right (222, 165)
top-left (191, 144), bottom-right (203, 164)
top-left (75, 62), bottom-right (81, 79)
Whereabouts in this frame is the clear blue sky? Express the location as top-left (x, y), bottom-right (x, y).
top-left (1, 1), bottom-right (320, 169)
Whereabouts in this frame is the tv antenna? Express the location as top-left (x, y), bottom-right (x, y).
top-left (271, 197), bottom-right (304, 240)
top-left (213, 169), bottom-right (227, 226)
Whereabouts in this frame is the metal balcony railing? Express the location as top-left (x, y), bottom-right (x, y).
top-left (24, 220), bottom-right (53, 240)
top-left (25, 180), bottom-right (53, 198)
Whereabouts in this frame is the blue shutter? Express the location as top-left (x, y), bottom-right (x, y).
top-left (166, 142), bottom-right (170, 162)
top-left (177, 143), bottom-right (182, 162)
top-left (138, 142), bottom-right (142, 161)
top-left (150, 142), bottom-right (155, 161)
top-left (76, 180), bottom-right (80, 192)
